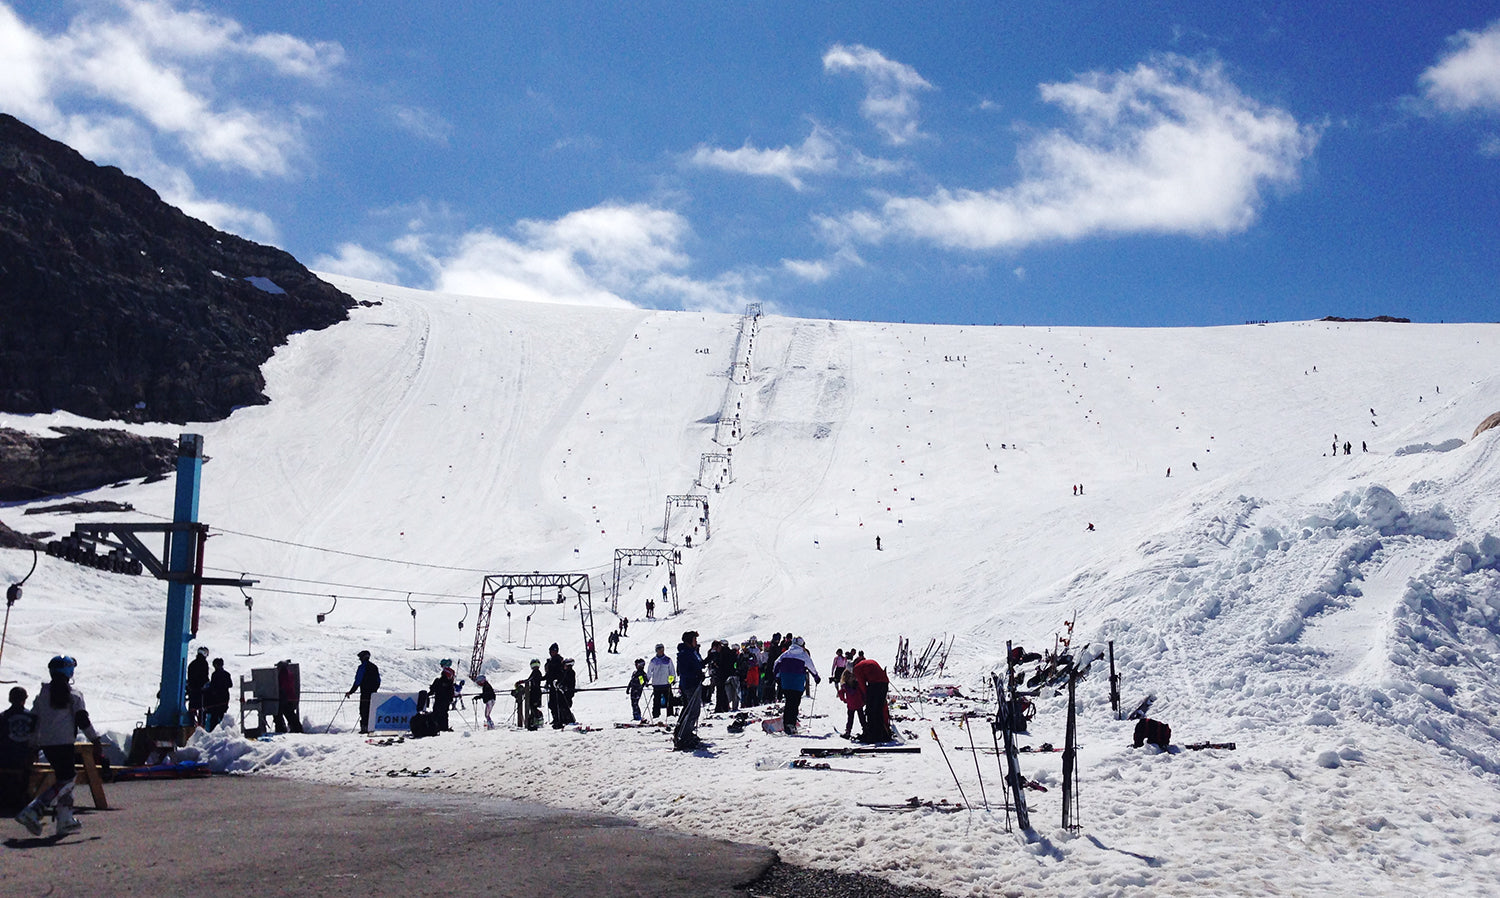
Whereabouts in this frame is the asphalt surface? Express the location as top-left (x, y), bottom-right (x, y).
top-left (2, 775), bottom-right (776, 897)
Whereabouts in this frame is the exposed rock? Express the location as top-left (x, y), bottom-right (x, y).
top-left (1319, 315), bottom-right (1411, 323)
top-left (0, 113), bottom-right (354, 423)
top-left (0, 427), bottom-right (176, 502)
top-left (0, 519), bottom-right (42, 550)
top-left (1476, 411), bottom-right (1500, 440)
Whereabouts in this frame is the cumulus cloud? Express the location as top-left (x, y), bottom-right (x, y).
top-left (311, 243), bottom-right (405, 284)
top-left (823, 43), bottom-right (934, 145)
top-left (399, 203), bottom-right (757, 312)
top-left (1420, 19), bottom-right (1500, 114)
top-left (841, 55), bottom-right (1316, 250)
top-left (0, 0), bottom-right (342, 240)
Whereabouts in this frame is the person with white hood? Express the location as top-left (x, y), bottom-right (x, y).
top-left (14, 655), bottom-right (101, 837)
top-left (772, 636), bottom-right (820, 735)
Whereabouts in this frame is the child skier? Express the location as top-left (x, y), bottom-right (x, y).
top-left (15, 656), bottom-right (101, 836)
top-left (627, 659), bottom-right (648, 721)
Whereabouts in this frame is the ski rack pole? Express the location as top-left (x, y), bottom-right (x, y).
top-left (964, 714), bottom-right (989, 810)
top-left (930, 727), bottom-right (970, 810)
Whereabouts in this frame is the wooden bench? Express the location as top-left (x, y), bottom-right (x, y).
top-left (28, 743), bottom-right (108, 810)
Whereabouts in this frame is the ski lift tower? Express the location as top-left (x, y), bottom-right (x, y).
top-left (663, 494), bottom-right (710, 544)
top-left (470, 572), bottom-right (596, 681)
top-left (611, 548), bottom-right (680, 614)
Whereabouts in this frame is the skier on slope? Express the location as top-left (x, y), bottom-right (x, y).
top-left (14, 656), bottom-right (101, 837)
top-left (773, 637), bottom-right (821, 735)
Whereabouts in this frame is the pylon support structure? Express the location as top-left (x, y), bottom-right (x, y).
top-left (696, 452), bottom-right (733, 489)
top-left (471, 573), bottom-right (596, 682)
top-left (611, 548), bottom-right (680, 614)
top-left (663, 494), bottom-right (710, 544)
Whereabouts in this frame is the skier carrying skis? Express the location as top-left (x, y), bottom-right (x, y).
top-left (14, 655), bottom-right (101, 836)
top-left (773, 637), bottom-right (821, 735)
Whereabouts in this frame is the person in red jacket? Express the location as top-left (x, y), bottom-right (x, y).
top-left (851, 656), bottom-right (892, 743)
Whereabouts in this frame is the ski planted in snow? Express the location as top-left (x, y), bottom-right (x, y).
top-left (1126, 693), bottom-right (1156, 720)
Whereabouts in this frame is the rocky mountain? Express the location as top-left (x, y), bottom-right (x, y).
top-left (0, 113), bottom-right (354, 423)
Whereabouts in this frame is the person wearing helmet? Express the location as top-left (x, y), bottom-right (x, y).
top-left (186, 646), bottom-right (210, 728)
top-left (345, 651), bottom-right (381, 734)
top-left (475, 675), bottom-right (497, 729)
top-left (203, 658), bottom-right (233, 732)
top-left (773, 636), bottom-right (821, 735)
top-left (428, 666), bottom-right (456, 733)
top-left (15, 655), bottom-right (100, 837)
top-left (524, 660), bottom-right (544, 730)
top-left (626, 659), bottom-right (648, 721)
top-left (646, 643), bottom-right (675, 719)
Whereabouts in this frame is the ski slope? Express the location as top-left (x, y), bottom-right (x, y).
top-left (3, 277), bottom-right (1499, 896)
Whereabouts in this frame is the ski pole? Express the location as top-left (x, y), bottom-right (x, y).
top-left (325, 693), bottom-right (349, 734)
top-left (964, 714), bottom-right (989, 810)
top-left (930, 727), bottom-right (970, 810)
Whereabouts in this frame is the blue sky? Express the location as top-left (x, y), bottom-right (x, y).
top-left (3, 1), bottom-right (1498, 326)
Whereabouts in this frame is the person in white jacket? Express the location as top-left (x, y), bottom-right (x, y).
top-left (645, 643), bottom-right (676, 719)
top-left (14, 655), bottom-right (101, 837)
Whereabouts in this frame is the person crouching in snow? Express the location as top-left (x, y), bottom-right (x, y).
top-left (773, 636), bottom-right (820, 734)
top-left (14, 655), bottom-right (101, 837)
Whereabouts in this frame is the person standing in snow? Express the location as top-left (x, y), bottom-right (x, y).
top-left (544, 644), bottom-right (566, 729)
top-left (14, 656), bottom-right (101, 836)
top-left (852, 656), bottom-right (893, 743)
top-left (627, 659), bottom-right (648, 721)
top-left (524, 660), bottom-right (544, 730)
top-left (557, 658), bottom-right (578, 726)
top-left (476, 675), bottom-right (497, 729)
top-left (1, 686), bottom-right (37, 811)
top-left (186, 645), bottom-right (210, 728)
top-left (346, 650), bottom-right (381, 734)
top-left (674, 631), bottom-right (705, 750)
top-left (203, 658), bottom-right (233, 732)
top-left (837, 668), bottom-right (866, 739)
top-left (830, 648), bottom-right (849, 688)
top-left (272, 660), bottom-right (302, 733)
top-left (646, 643), bottom-right (676, 719)
top-left (773, 637), bottom-right (820, 734)
top-left (429, 665), bottom-right (456, 732)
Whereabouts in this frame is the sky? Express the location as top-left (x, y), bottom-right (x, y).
top-left (3, 1), bottom-right (1500, 326)
top-left (3, 280), bottom-right (1500, 893)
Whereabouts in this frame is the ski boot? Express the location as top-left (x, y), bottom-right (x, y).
top-left (15, 804), bottom-right (44, 836)
top-left (56, 805), bottom-right (81, 836)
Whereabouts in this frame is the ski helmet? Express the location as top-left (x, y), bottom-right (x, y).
top-left (48, 655), bottom-right (76, 678)
top-left (197, 646), bottom-right (210, 657)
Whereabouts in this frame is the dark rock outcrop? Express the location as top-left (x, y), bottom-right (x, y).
top-left (1476, 411), bottom-right (1500, 440)
top-left (0, 427), bottom-right (176, 502)
top-left (0, 113), bottom-right (353, 423)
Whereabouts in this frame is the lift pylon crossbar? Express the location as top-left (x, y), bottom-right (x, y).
top-left (471, 573), bottom-right (596, 682)
top-left (611, 548), bottom-right (679, 614)
top-left (70, 523), bottom-right (255, 587)
top-left (696, 453), bottom-right (733, 488)
top-left (663, 494), bottom-right (711, 543)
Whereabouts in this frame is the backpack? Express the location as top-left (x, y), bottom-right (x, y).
top-left (410, 711), bottom-right (438, 738)
top-left (1133, 717), bottom-right (1171, 749)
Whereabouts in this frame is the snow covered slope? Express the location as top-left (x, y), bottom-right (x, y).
top-left (3, 278), bottom-right (1498, 896)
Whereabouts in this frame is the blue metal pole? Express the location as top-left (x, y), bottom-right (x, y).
top-left (147, 433), bottom-right (204, 727)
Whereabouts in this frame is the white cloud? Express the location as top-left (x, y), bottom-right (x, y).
top-left (842, 56), bottom-right (1316, 250)
top-left (823, 43), bottom-right (934, 145)
top-left (396, 203), bottom-right (756, 312)
top-left (690, 127), bottom-right (839, 190)
top-left (0, 0), bottom-right (343, 238)
top-left (391, 105), bottom-right (452, 145)
top-left (311, 243), bottom-right (404, 283)
top-left (781, 247), bottom-right (863, 284)
top-left (1420, 19), bottom-right (1500, 114)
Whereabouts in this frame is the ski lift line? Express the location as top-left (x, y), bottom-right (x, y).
top-left (233, 584), bottom-right (475, 607)
top-left (202, 567), bottom-right (488, 600)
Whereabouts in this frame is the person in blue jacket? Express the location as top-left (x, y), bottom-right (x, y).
top-left (773, 636), bottom-right (821, 734)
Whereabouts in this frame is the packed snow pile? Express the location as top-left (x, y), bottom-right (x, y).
top-left (4, 278), bottom-right (1500, 896)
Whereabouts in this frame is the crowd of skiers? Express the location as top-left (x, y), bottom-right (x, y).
top-left (620, 631), bottom-right (894, 749)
